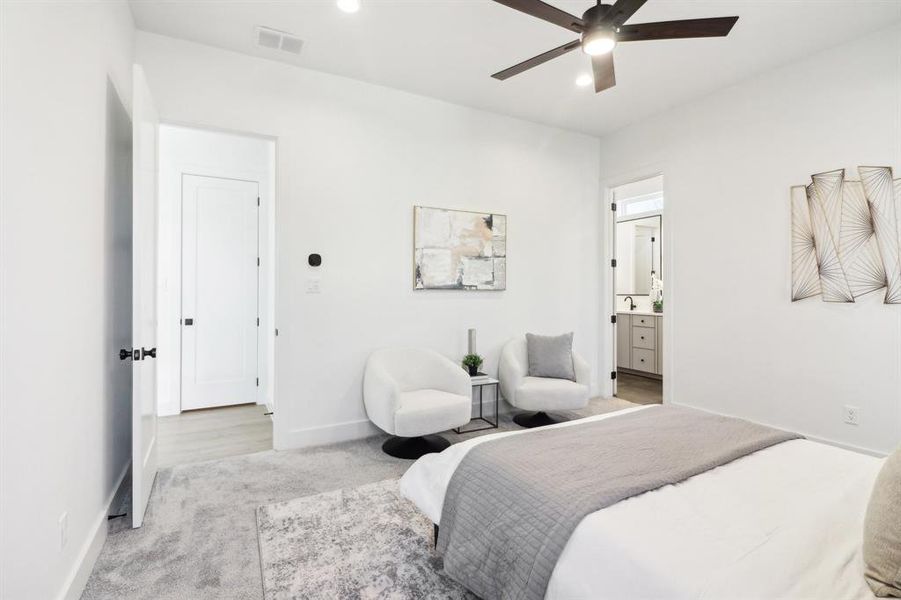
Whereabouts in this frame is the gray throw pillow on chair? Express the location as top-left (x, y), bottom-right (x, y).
top-left (526, 332), bottom-right (575, 381)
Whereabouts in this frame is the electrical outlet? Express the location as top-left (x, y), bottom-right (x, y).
top-left (58, 512), bottom-right (68, 551)
top-left (843, 405), bottom-right (860, 426)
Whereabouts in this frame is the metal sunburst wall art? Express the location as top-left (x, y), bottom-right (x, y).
top-left (792, 166), bottom-right (901, 304)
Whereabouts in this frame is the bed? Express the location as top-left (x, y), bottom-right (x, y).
top-left (400, 405), bottom-right (884, 600)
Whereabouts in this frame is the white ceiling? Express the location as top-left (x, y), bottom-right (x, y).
top-left (128, 0), bottom-right (901, 137)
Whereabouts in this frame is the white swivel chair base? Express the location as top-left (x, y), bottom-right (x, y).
top-left (513, 410), bottom-right (571, 428)
top-left (382, 434), bottom-right (451, 459)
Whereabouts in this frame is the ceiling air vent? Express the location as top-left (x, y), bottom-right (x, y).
top-left (255, 26), bottom-right (304, 56)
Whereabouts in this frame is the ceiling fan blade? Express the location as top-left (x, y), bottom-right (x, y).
top-left (617, 16), bottom-right (739, 42)
top-left (492, 40), bottom-right (581, 80)
top-left (592, 52), bottom-right (616, 93)
top-left (601, 0), bottom-right (647, 27)
top-left (491, 0), bottom-right (585, 33)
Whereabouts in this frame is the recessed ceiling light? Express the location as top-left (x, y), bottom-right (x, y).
top-left (575, 73), bottom-right (593, 88)
top-left (337, 0), bottom-right (360, 13)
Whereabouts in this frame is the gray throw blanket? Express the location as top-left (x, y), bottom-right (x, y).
top-left (436, 405), bottom-right (801, 600)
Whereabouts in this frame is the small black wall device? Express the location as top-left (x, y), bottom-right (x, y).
top-left (308, 253), bottom-right (322, 267)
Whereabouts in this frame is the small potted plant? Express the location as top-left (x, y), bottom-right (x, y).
top-left (462, 353), bottom-right (483, 376)
top-left (653, 299), bottom-right (663, 313)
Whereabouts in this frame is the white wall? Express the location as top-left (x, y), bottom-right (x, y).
top-left (157, 125), bottom-right (276, 416)
top-left (599, 24), bottom-right (901, 455)
top-left (135, 32), bottom-right (601, 449)
top-left (0, 2), bottom-right (135, 599)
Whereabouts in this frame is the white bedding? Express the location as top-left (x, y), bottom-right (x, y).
top-left (399, 405), bottom-right (884, 599)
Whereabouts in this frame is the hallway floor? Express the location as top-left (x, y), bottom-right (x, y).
top-left (157, 403), bottom-right (273, 468)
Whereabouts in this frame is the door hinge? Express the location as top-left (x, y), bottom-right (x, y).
top-left (610, 315), bottom-right (617, 324)
top-left (611, 371), bottom-right (617, 380)
top-left (611, 259), bottom-right (617, 268)
top-left (611, 202), bottom-right (617, 212)
top-left (256, 377), bottom-right (259, 386)
top-left (257, 257), bottom-right (260, 267)
top-left (256, 317), bottom-right (260, 326)
top-left (257, 196), bottom-right (260, 206)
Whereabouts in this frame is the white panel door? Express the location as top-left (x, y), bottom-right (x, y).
top-left (181, 175), bottom-right (259, 410)
top-left (132, 65), bottom-right (159, 529)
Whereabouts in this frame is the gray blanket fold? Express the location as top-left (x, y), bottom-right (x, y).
top-left (436, 405), bottom-right (801, 600)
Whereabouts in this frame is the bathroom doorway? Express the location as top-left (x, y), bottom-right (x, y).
top-left (611, 175), bottom-right (663, 405)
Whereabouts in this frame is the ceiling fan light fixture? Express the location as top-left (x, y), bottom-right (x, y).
top-left (336, 0), bottom-right (360, 13)
top-left (489, 0), bottom-right (739, 95)
top-left (581, 29), bottom-right (616, 56)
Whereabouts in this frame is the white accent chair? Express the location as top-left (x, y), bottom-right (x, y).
top-left (499, 337), bottom-right (590, 428)
top-left (363, 347), bottom-right (472, 458)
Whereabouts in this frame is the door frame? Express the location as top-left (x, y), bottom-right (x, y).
top-left (600, 164), bottom-right (671, 403)
top-left (157, 123), bottom-right (277, 419)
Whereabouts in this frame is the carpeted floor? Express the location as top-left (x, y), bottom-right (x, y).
top-left (82, 397), bottom-right (636, 600)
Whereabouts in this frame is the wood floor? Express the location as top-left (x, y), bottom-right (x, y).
top-left (157, 403), bottom-right (273, 468)
top-left (615, 371), bottom-right (663, 405)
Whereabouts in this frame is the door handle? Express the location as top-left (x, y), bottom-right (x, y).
top-left (184, 318), bottom-right (194, 326)
top-left (141, 347), bottom-right (157, 360)
top-left (119, 348), bottom-right (138, 360)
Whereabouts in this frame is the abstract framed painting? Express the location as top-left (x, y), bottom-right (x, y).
top-left (791, 165), bottom-right (900, 304)
top-left (414, 206), bottom-right (507, 290)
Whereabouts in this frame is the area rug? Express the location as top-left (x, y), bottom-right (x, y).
top-left (256, 479), bottom-right (474, 599)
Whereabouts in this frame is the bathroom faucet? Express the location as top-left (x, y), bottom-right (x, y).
top-left (624, 296), bottom-right (636, 310)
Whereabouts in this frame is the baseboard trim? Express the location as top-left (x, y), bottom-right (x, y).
top-left (801, 433), bottom-right (888, 458)
top-left (279, 419), bottom-right (379, 450)
top-left (617, 368), bottom-right (662, 381)
top-left (668, 401), bottom-right (889, 458)
top-left (58, 460), bottom-right (131, 600)
top-left (157, 404), bottom-right (180, 417)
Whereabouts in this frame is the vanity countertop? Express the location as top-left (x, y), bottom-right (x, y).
top-left (617, 310), bottom-right (663, 317)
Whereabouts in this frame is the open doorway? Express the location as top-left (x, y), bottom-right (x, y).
top-left (612, 175), bottom-right (663, 405)
top-left (155, 125), bottom-right (276, 467)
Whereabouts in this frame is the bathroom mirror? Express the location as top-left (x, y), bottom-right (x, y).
top-left (615, 215), bottom-right (662, 296)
